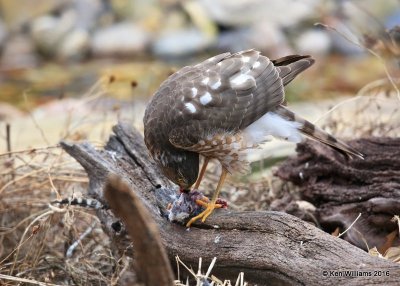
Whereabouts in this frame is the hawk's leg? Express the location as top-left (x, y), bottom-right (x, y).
top-left (193, 157), bottom-right (210, 190)
top-left (186, 168), bottom-right (228, 227)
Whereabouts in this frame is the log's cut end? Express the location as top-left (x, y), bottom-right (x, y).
top-left (275, 137), bottom-right (400, 251)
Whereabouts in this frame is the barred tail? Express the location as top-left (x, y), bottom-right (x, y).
top-left (275, 105), bottom-right (364, 159)
top-left (51, 197), bottom-right (107, 209)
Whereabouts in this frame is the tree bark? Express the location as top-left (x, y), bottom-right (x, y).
top-left (60, 122), bottom-right (400, 286)
top-left (275, 138), bottom-right (400, 252)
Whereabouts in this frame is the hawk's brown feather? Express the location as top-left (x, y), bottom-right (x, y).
top-left (143, 50), bottom-right (363, 187)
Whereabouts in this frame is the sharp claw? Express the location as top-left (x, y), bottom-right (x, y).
top-left (186, 217), bottom-right (197, 227)
top-left (186, 202), bottom-right (219, 227)
top-left (201, 208), bottom-right (213, 222)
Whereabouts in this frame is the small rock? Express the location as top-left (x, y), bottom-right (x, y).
top-left (0, 0), bottom-right (67, 29)
top-left (199, 0), bottom-right (268, 26)
top-left (200, 0), bottom-right (319, 27)
top-left (1, 35), bottom-right (38, 69)
top-left (247, 22), bottom-right (292, 57)
top-left (91, 22), bottom-right (150, 56)
top-left (295, 29), bottom-right (331, 56)
top-left (58, 29), bottom-right (90, 61)
top-left (217, 28), bottom-right (253, 53)
top-left (73, 0), bottom-right (103, 30)
top-left (217, 23), bottom-right (291, 57)
top-left (31, 10), bottom-right (77, 57)
top-left (152, 28), bottom-right (214, 57)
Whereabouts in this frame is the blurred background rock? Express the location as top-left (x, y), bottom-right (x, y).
top-left (0, 0), bottom-right (398, 64)
top-left (0, 0), bottom-right (399, 154)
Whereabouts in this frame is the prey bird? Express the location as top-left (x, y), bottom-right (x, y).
top-left (143, 50), bottom-right (363, 227)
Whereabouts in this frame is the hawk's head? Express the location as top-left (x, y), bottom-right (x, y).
top-left (156, 149), bottom-right (199, 191)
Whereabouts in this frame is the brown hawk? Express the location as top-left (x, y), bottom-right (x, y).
top-left (143, 50), bottom-right (363, 226)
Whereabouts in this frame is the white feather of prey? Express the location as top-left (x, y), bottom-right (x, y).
top-left (243, 112), bottom-right (303, 145)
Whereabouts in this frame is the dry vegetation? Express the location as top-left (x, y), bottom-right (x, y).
top-left (0, 83), bottom-right (251, 285)
top-left (0, 146), bottom-right (122, 285)
top-left (0, 146), bottom-right (250, 285)
top-left (1, 17), bottom-right (400, 286)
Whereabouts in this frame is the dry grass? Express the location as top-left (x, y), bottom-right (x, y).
top-left (175, 256), bottom-right (247, 286)
top-left (0, 145), bottom-right (132, 285)
top-left (0, 77), bottom-right (249, 285)
top-left (0, 146), bottom-right (247, 285)
top-left (1, 13), bottom-right (400, 283)
top-left (0, 77), bottom-right (139, 285)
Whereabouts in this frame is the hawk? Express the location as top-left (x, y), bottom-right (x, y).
top-left (143, 50), bottom-right (363, 227)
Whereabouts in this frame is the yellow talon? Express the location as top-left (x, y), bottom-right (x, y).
top-left (201, 204), bottom-right (216, 222)
top-left (186, 168), bottom-right (228, 228)
top-left (195, 199), bottom-right (209, 208)
top-left (186, 200), bottom-right (223, 227)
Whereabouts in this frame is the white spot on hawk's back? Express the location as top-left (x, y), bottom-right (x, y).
top-left (191, 87), bottom-right (197, 97)
top-left (184, 102), bottom-right (197, 113)
top-left (200, 92), bottom-right (212, 105)
top-left (242, 56), bottom-right (250, 63)
top-left (210, 80), bottom-right (221, 90)
top-left (230, 73), bottom-right (255, 89)
top-left (253, 61), bottom-right (261, 69)
top-left (202, 77), bottom-right (209, 85)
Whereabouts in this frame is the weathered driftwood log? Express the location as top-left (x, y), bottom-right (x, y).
top-left (104, 175), bottom-right (175, 286)
top-left (275, 138), bottom-right (400, 252)
top-left (60, 122), bottom-right (400, 286)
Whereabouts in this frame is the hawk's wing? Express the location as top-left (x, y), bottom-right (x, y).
top-left (167, 50), bottom-right (313, 149)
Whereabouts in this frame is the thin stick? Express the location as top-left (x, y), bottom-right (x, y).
top-left (66, 221), bottom-right (97, 258)
top-left (204, 257), bottom-right (217, 279)
top-left (6, 123), bottom-right (11, 152)
top-left (0, 145), bottom-right (60, 157)
top-left (0, 274), bottom-right (61, 286)
top-left (0, 161), bottom-right (73, 195)
top-left (5, 123), bottom-right (15, 180)
top-left (337, 213), bottom-right (362, 238)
